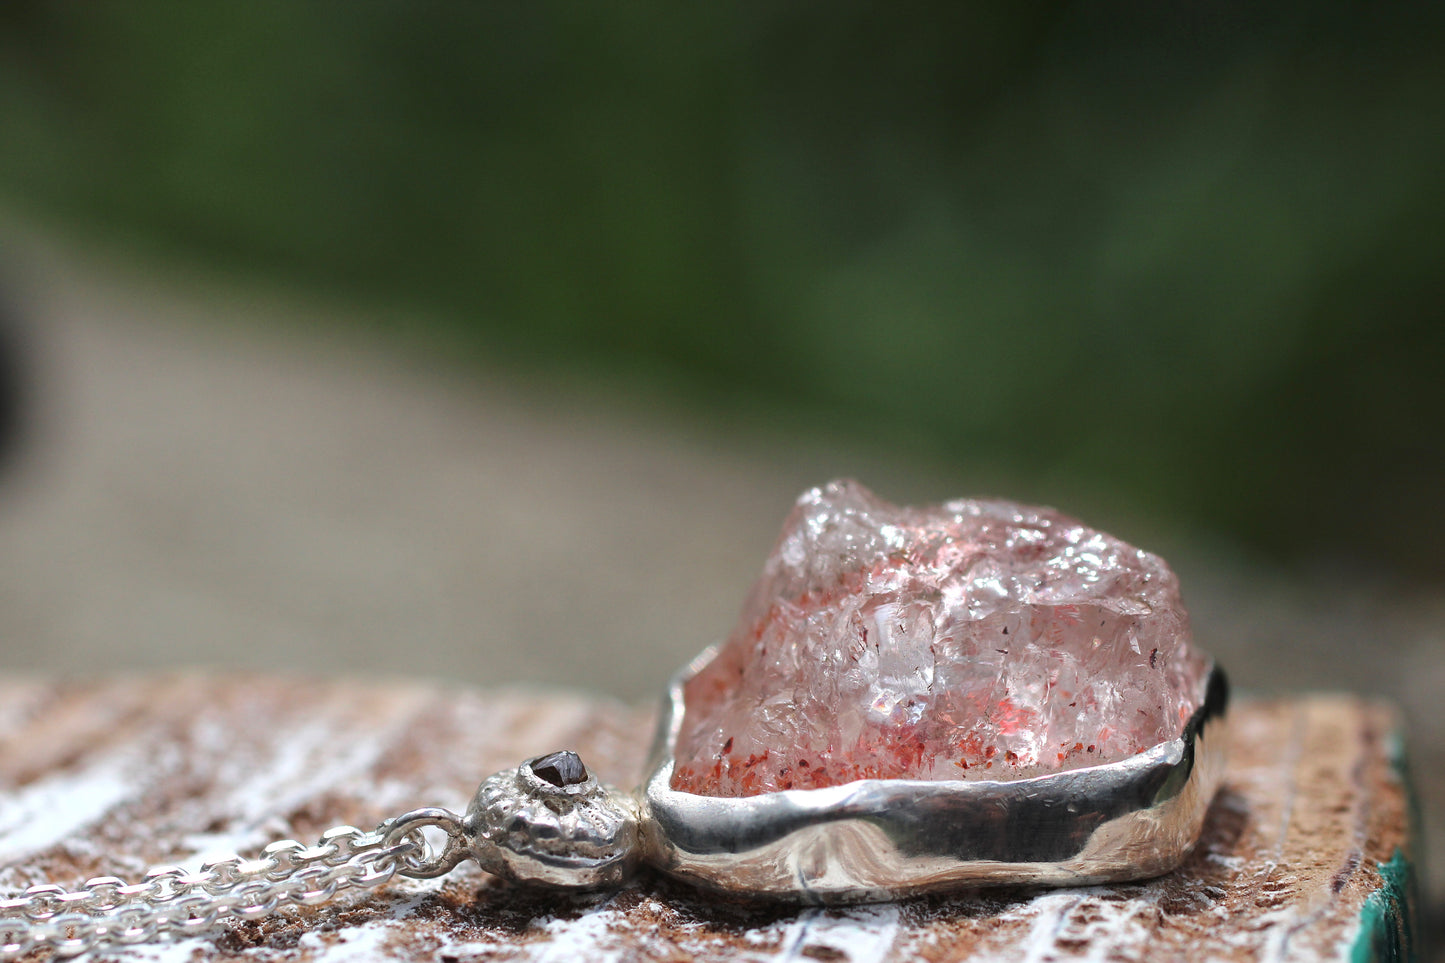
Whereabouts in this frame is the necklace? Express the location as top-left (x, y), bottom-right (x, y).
top-left (0, 480), bottom-right (1226, 957)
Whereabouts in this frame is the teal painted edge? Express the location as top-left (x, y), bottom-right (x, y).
top-left (1349, 727), bottom-right (1422, 963)
top-left (1350, 849), bottom-right (1417, 963)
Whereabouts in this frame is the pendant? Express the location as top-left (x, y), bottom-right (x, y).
top-left (460, 480), bottom-right (1227, 903)
top-left (0, 480), bottom-right (1229, 957)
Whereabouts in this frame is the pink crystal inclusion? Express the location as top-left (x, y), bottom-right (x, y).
top-left (672, 480), bottom-right (1207, 797)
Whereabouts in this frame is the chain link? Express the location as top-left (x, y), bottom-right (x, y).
top-left (0, 809), bottom-right (465, 958)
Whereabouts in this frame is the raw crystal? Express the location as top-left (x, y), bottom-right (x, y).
top-left (530, 750), bottom-right (589, 787)
top-left (671, 480), bottom-right (1207, 797)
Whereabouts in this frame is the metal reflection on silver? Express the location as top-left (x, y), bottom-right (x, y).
top-left (464, 756), bottom-right (640, 888)
top-left (636, 645), bottom-right (1229, 903)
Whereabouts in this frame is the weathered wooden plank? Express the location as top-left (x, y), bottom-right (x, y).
top-left (0, 678), bottom-right (1416, 961)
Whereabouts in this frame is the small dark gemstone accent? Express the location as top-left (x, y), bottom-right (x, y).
top-left (530, 750), bottom-right (589, 787)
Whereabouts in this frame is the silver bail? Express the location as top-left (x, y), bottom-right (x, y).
top-left (463, 751), bottom-right (640, 889)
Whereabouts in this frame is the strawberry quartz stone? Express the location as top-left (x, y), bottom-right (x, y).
top-left (671, 480), bottom-right (1208, 797)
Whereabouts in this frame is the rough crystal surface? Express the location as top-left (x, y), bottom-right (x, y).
top-left (672, 480), bottom-right (1207, 797)
top-left (530, 750), bottom-right (589, 787)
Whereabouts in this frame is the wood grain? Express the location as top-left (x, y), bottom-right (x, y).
top-left (0, 677), bottom-right (1416, 961)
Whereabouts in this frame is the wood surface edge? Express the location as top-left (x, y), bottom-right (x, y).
top-left (0, 678), bottom-right (1423, 962)
top-left (1345, 701), bottom-right (1421, 963)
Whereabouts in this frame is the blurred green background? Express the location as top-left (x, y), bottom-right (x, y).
top-left (0, 2), bottom-right (1441, 576)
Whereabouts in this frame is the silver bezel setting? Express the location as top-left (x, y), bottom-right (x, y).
top-left (464, 756), bottom-right (640, 889)
top-left (639, 645), bottom-right (1228, 903)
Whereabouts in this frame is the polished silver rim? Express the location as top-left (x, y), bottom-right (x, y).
top-left (639, 645), bottom-right (1229, 903)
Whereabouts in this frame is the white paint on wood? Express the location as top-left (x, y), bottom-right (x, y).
top-left (168, 691), bottom-right (430, 868)
top-left (531, 895), bottom-right (637, 963)
top-left (0, 751), bottom-right (136, 863)
top-left (99, 933), bottom-right (217, 963)
top-left (0, 684), bottom-right (1409, 962)
top-left (777, 904), bottom-right (902, 963)
top-left (1013, 891), bottom-right (1087, 963)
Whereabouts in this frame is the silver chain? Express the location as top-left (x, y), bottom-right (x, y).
top-left (0, 808), bottom-right (465, 959)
